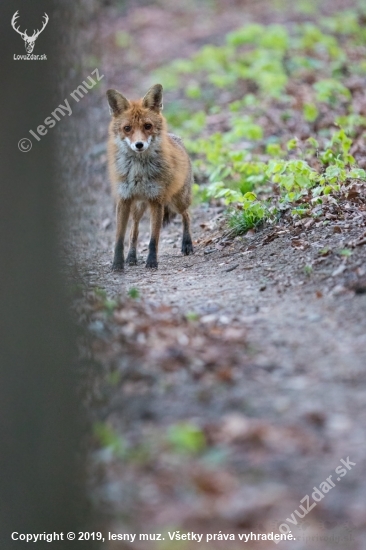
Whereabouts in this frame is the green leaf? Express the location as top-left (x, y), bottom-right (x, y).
top-left (167, 423), bottom-right (206, 454)
top-left (287, 138), bottom-right (298, 151)
top-left (128, 287), bottom-right (139, 299)
top-left (266, 143), bottom-right (283, 156)
top-left (186, 311), bottom-right (200, 322)
top-left (185, 82), bottom-right (202, 99)
top-left (303, 103), bottom-right (319, 122)
top-left (226, 24), bottom-right (264, 46)
top-left (306, 137), bottom-right (319, 149)
top-left (243, 191), bottom-right (257, 201)
top-left (93, 422), bottom-right (126, 458)
top-left (348, 168), bottom-right (366, 179)
top-left (115, 31), bottom-right (131, 48)
top-left (338, 248), bottom-right (352, 257)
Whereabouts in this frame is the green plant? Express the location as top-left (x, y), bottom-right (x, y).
top-left (227, 198), bottom-right (269, 235)
top-left (152, 11), bottom-right (366, 228)
top-left (313, 79), bottom-right (351, 105)
top-left (267, 159), bottom-right (319, 202)
top-left (93, 422), bottom-right (126, 458)
top-left (335, 113), bottom-right (366, 136)
top-left (338, 248), bottom-right (352, 257)
top-left (94, 288), bottom-right (118, 314)
top-left (166, 423), bottom-right (206, 455)
top-left (128, 287), bottom-right (140, 299)
top-left (303, 103), bottom-right (319, 122)
top-left (185, 311), bottom-right (200, 322)
top-left (115, 30), bottom-right (131, 48)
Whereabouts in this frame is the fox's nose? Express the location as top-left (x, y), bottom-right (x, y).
top-left (135, 142), bottom-right (144, 150)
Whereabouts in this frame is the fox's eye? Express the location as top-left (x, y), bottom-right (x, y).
top-left (144, 123), bottom-right (152, 130)
top-left (123, 125), bottom-right (131, 132)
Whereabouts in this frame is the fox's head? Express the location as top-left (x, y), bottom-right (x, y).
top-left (107, 84), bottom-right (164, 153)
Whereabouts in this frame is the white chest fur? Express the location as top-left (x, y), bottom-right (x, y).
top-left (115, 137), bottom-right (166, 201)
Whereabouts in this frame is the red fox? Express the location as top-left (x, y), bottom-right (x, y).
top-left (106, 83), bottom-right (193, 270)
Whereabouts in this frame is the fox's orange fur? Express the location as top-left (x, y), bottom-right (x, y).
top-left (106, 84), bottom-right (193, 270)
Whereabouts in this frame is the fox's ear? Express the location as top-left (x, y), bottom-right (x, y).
top-left (142, 84), bottom-right (163, 112)
top-left (106, 89), bottom-right (130, 116)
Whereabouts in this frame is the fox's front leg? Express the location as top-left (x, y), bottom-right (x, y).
top-left (126, 201), bottom-right (147, 266)
top-left (112, 198), bottom-right (132, 271)
top-left (146, 201), bottom-right (164, 269)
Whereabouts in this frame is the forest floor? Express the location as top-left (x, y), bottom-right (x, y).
top-left (63, 1), bottom-right (366, 549)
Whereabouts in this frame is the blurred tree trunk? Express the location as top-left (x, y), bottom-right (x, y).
top-left (0, 1), bottom-right (94, 547)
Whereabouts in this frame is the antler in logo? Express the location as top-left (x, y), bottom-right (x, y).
top-left (11, 11), bottom-right (49, 53)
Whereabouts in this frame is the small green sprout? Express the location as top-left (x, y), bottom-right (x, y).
top-left (128, 287), bottom-right (140, 299)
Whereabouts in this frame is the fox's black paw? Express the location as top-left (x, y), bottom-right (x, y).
top-left (182, 240), bottom-right (194, 255)
top-left (126, 251), bottom-right (137, 266)
top-left (112, 261), bottom-right (124, 271)
top-left (145, 255), bottom-right (158, 269)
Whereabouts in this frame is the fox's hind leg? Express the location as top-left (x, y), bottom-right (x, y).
top-left (181, 210), bottom-right (194, 255)
top-left (126, 201), bottom-right (147, 265)
top-left (112, 198), bottom-right (132, 271)
top-left (171, 189), bottom-right (194, 256)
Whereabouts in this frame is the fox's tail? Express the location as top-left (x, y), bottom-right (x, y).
top-left (163, 205), bottom-right (176, 227)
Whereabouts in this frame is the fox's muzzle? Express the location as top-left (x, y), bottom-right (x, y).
top-left (126, 136), bottom-right (151, 153)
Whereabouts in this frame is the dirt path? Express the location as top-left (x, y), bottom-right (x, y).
top-left (70, 168), bottom-right (366, 383)
top-left (68, 153), bottom-right (366, 548)
top-left (62, 1), bottom-right (366, 548)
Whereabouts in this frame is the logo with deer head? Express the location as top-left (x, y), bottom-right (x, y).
top-left (11, 11), bottom-right (49, 54)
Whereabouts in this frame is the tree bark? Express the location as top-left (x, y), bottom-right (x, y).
top-left (0, 1), bottom-right (94, 547)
